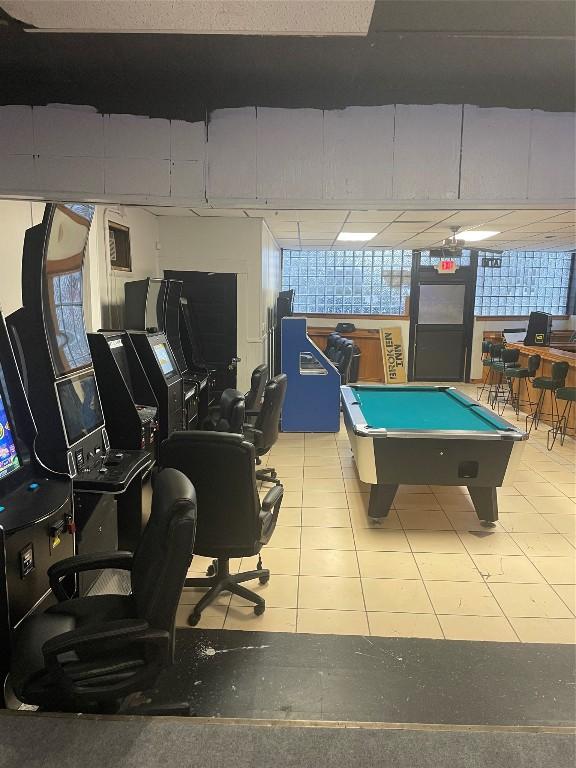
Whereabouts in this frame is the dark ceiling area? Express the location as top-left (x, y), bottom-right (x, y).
top-left (0, 1), bottom-right (574, 122)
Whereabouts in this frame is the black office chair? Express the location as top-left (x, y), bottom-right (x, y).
top-left (335, 339), bottom-right (354, 383)
top-left (202, 388), bottom-right (246, 433)
top-left (161, 432), bottom-right (284, 626)
top-left (9, 469), bottom-right (196, 713)
top-left (203, 364), bottom-right (267, 430)
top-left (243, 373), bottom-right (288, 485)
top-left (244, 363), bottom-right (269, 412)
top-left (324, 332), bottom-right (341, 361)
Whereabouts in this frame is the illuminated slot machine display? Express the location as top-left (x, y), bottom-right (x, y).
top-left (7, 203), bottom-right (153, 561)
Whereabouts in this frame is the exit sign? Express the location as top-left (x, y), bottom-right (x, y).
top-left (434, 259), bottom-right (458, 274)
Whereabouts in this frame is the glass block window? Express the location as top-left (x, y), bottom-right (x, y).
top-left (281, 249), bottom-right (413, 315)
top-left (475, 251), bottom-right (573, 316)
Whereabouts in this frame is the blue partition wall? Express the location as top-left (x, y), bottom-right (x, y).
top-left (281, 317), bottom-right (341, 432)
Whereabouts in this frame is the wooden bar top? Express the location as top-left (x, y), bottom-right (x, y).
top-left (508, 342), bottom-right (576, 365)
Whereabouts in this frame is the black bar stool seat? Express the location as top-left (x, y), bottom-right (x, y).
top-left (547, 386), bottom-right (576, 450)
top-left (527, 361), bottom-right (569, 434)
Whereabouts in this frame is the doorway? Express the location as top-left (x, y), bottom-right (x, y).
top-left (164, 270), bottom-right (238, 395)
top-left (408, 253), bottom-right (477, 382)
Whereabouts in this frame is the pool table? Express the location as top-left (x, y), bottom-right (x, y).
top-left (341, 385), bottom-right (528, 524)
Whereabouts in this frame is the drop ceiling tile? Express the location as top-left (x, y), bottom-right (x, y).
top-left (192, 208), bottom-right (247, 216)
top-left (337, 222), bottom-right (389, 234)
top-left (486, 211), bottom-right (566, 227)
top-left (346, 210), bottom-right (404, 223)
top-left (441, 210), bottom-right (513, 226)
top-left (144, 206), bottom-right (199, 216)
top-left (542, 211), bottom-right (576, 224)
top-left (504, 223), bottom-right (575, 234)
top-left (395, 210), bottom-right (456, 223)
top-left (299, 224), bottom-right (341, 235)
top-left (247, 210), bottom-right (348, 223)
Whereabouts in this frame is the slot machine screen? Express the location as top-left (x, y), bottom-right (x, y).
top-left (0, 369), bottom-right (21, 481)
top-left (56, 371), bottom-right (104, 446)
top-left (43, 203), bottom-right (95, 377)
top-left (152, 342), bottom-right (175, 377)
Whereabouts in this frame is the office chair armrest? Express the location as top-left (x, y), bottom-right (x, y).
top-left (259, 485), bottom-right (284, 545)
top-left (42, 620), bottom-right (171, 694)
top-left (243, 425), bottom-right (263, 445)
top-left (48, 552), bottom-right (134, 602)
top-left (261, 484), bottom-right (284, 513)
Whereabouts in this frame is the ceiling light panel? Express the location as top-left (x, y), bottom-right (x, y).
top-left (337, 233), bottom-right (377, 242)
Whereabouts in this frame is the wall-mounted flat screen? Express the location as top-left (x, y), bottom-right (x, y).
top-left (56, 371), bottom-right (104, 446)
top-left (152, 342), bottom-right (175, 377)
top-left (43, 204), bottom-right (95, 377)
top-left (0, 375), bottom-right (21, 482)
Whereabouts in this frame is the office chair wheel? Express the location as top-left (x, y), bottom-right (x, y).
top-left (254, 603), bottom-right (266, 616)
top-left (270, 470), bottom-right (277, 480)
top-left (259, 573), bottom-right (270, 585)
top-left (188, 611), bottom-right (201, 627)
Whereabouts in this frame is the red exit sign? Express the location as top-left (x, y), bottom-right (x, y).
top-left (434, 259), bottom-right (458, 274)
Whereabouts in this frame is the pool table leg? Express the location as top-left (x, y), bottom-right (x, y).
top-left (468, 486), bottom-right (498, 524)
top-left (368, 484), bottom-right (398, 519)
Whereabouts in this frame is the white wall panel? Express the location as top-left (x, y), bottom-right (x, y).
top-left (170, 119), bottom-right (206, 161)
top-left (393, 104), bottom-right (461, 200)
top-left (104, 158), bottom-right (171, 196)
top-left (104, 114), bottom-right (171, 158)
top-left (35, 156), bottom-right (105, 194)
top-left (460, 107), bottom-right (532, 200)
top-left (323, 106), bottom-right (394, 200)
top-left (0, 155), bottom-right (36, 192)
top-left (207, 107), bottom-right (257, 199)
top-left (0, 106), bottom-right (34, 155)
top-left (34, 106), bottom-right (104, 157)
top-left (528, 111), bottom-right (576, 201)
top-left (170, 160), bottom-right (205, 199)
top-left (257, 108), bottom-right (323, 200)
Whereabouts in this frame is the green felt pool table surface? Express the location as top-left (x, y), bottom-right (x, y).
top-left (349, 385), bottom-right (517, 433)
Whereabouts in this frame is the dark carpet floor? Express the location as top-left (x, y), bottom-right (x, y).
top-left (0, 712), bottom-right (574, 768)
top-left (149, 629), bottom-right (576, 725)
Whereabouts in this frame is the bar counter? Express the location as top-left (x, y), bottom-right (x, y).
top-left (508, 343), bottom-right (576, 431)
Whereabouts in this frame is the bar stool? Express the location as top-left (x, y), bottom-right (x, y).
top-left (499, 354), bottom-right (541, 418)
top-left (488, 348), bottom-right (520, 410)
top-left (526, 361), bottom-right (569, 434)
top-left (479, 343), bottom-right (504, 404)
top-left (476, 341), bottom-right (493, 401)
top-left (547, 387), bottom-right (576, 450)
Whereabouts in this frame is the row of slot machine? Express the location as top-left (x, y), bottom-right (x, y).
top-left (0, 202), bottom-right (214, 705)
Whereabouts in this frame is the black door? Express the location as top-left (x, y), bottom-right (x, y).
top-left (164, 271), bottom-right (237, 395)
top-left (408, 253), bottom-right (477, 382)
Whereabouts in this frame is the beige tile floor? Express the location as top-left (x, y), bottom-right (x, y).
top-left (178, 383), bottom-right (576, 644)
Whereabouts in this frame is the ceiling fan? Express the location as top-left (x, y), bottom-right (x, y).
top-left (427, 226), bottom-right (503, 257)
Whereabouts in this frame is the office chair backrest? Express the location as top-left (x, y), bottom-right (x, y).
top-left (527, 354), bottom-right (541, 376)
top-left (490, 343), bottom-right (504, 361)
top-left (254, 374), bottom-right (288, 453)
top-left (131, 468), bottom-right (197, 633)
top-left (336, 340), bottom-right (354, 382)
top-left (551, 361), bottom-right (569, 385)
top-left (501, 348), bottom-right (520, 366)
top-left (216, 388), bottom-right (246, 432)
top-left (161, 432), bottom-right (260, 554)
top-left (325, 333), bottom-right (341, 361)
top-left (245, 363), bottom-right (269, 411)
